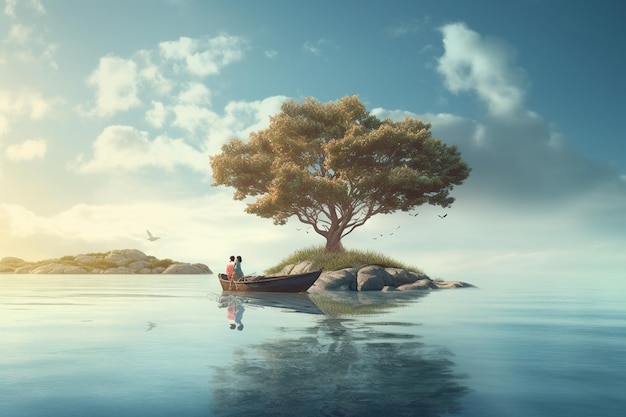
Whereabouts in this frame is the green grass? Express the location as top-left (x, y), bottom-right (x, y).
top-left (265, 245), bottom-right (424, 274)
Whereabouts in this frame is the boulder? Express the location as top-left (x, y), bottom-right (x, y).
top-left (105, 249), bottom-right (148, 266)
top-left (30, 263), bottom-right (88, 274)
top-left (192, 263), bottom-right (213, 274)
top-left (0, 265), bottom-right (15, 273)
top-left (162, 263), bottom-right (207, 274)
top-left (311, 268), bottom-right (357, 291)
top-left (385, 268), bottom-right (428, 286)
top-left (397, 279), bottom-right (439, 291)
top-left (1, 256), bottom-right (24, 263)
top-left (128, 260), bottom-right (152, 272)
top-left (280, 261), bottom-right (315, 275)
top-left (74, 255), bottom-right (97, 264)
top-left (104, 267), bottom-right (132, 274)
top-left (15, 265), bottom-right (34, 274)
top-left (357, 265), bottom-right (391, 291)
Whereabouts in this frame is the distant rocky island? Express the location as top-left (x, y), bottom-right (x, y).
top-left (0, 249), bottom-right (212, 275)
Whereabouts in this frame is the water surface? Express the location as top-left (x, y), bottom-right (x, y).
top-left (1, 275), bottom-right (624, 416)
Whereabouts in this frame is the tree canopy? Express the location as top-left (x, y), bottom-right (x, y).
top-left (210, 95), bottom-right (470, 252)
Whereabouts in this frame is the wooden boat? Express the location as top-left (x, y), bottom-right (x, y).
top-left (217, 270), bottom-right (322, 293)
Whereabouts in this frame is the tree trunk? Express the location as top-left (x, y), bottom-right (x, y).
top-left (324, 228), bottom-right (345, 253)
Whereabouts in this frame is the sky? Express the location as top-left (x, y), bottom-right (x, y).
top-left (1, 0), bottom-right (625, 282)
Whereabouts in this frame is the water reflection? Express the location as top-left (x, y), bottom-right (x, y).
top-left (211, 292), bottom-right (469, 417)
top-left (218, 294), bottom-right (246, 330)
top-left (216, 292), bottom-right (325, 315)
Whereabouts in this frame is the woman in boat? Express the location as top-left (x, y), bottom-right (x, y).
top-left (234, 255), bottom-right (244, 280)
top-left (225, 255), bottom-right (235, 279)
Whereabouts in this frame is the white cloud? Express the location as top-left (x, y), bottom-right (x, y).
top-left (0, 90), bottom-right (58, 120)
top-left (204, 96), bottom-right (287, 156)
top-left (7, 23), bottom-right (33, 43)
top-left (158, 34), bottom-right (246, 77)
top-left (79, 33), bottom-right (247, 124)
top-left (437, 22), bottom-right (527, 117)
top-left (73, 125), bottom-right (206, 174)
top-left (178, 82), bottom-right (211, 105)
top-left (264, 50), bottom-right (277, 58)
top-left (171, 104), bottom-right (219, 134)
top-left (0, 114), bottom-right (8, 136)
top-left (138, 54), bottom-right (174, 96)
top-left (83, 55), bottom-right (141, 117)
top-left (303, 39), bottom-right (337, 56)
top-left (5, 138), bottom-right (46, 161)
top-left (4, 0), bottom-right (45, 17)
top-left (145, 101), bottom-right (168, 128)
top-left (385, 16), bottom-right (430, 37)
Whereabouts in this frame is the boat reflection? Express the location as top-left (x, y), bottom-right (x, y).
top-left (217, 291), bottom-right (325, 315)
top-left (211, 292), bottom-right (470, 417)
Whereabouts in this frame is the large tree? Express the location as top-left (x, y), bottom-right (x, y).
top-left (210, 95), bottom-right (470, 252)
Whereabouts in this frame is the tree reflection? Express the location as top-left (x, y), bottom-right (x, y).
top-left (211, 316), bottom-right (469, 417)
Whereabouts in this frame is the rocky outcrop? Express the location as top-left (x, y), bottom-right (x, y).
top-left (282, 261), bottom-right (473, 292)
top-left (0, 249), bottom-right (212, 275)
top-left (163, 263), bottom-right (212, 274)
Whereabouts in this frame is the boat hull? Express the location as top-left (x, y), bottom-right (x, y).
top-left (217, 270), bottom-right (322, 293)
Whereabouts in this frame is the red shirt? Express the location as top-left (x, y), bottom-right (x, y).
top-left (226, 261), bottom-right (235, 278)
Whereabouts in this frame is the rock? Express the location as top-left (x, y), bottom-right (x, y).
top-left (104, 249), bottom-right (148, 266)
top-left (280, 261), bottom-right (315, 275)
top-left (310, 268), bottom-right (357, 291)
top-left (162, 263), bottom-right (206, 274)
top-left (434, 281), bottom-right (475, 289)
top-left (128, 260), bottom-right (152, 272)
top-left (104, 267), bottom-right (132, 274)
top-left (192, 263), bottom-right (212, 274)
top-left (0, 249), bottom-right (212, 275)
top-left (356, 265), bottom-right (391, 291)
top-left (310, 265), bottom-right (473, 292)
top-left (397, 279), bottom-right (438, 291)
top-left (74, 255), bottom-right (97, 264)
top-left (30, 263), bottom-right (88, 274)
top-left (385, 268), bottom-right (428, 286)
top-left (1, 256), bottom-right (24, 263)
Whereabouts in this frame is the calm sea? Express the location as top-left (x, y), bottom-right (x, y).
top-left (1, 274), bottom-right (624, 417)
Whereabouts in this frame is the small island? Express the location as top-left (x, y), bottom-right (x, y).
top-left (0, 249), bottom-right (212, 275)
top-left (1, 247), bottom-right (474, 292)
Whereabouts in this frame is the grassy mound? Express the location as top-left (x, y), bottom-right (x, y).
top-left (265, 246), bottom-right (424, 275)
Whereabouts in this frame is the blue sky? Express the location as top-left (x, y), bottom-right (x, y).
top-left (1, 0), bottom-right (624, 281)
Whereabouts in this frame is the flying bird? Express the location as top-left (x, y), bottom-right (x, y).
top-left (146, 321), bottom-right (157, 331)
top-left (409, 212), bottom-right (419, 217)
top-left (146, 230), bottom-right (160, 241)
top-left (438, 214), bottom-right (448, 219)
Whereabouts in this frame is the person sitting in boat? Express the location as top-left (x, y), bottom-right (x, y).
top-left (226, 256), bottom-right (235, 280)
top-left (234, 255), bottom-right (244, 280)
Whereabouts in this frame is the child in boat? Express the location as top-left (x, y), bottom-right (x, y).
top-left (234, 255), bottom-right (244, 280)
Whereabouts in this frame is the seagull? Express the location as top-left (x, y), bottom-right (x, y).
top-left (438, 214), bottom-right (448, 219)
top-left (146, 321), bottom-right (157, 331)
top-left (146, 230), bottom-right (160, 241)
